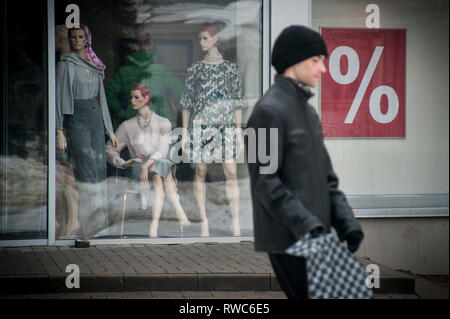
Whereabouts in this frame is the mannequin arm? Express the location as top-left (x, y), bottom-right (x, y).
top-left (181, 109), bottom-right (191, 151)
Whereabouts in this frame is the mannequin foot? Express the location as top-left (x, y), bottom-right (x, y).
top-left (149, 222), bottom-right (158, 238)
top-left (232, 220), bottom-right (241, 237)
top-left (201, 220), bottom-right (209, 237)
top-left (66, 221), bottom-right (80, 235)
top-left (176, 211), bottom-right (191, 226)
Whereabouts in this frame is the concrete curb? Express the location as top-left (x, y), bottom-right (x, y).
top-left (0, 273), bottom-right (413, 295)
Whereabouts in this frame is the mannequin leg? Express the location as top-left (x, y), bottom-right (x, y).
top-left (149, 174), bottom-right (165, 237)
top-left (163, 171), bottom-right (190, 226)
top-left (222, 161), bottom-right (240, 236)
top-left (194, 162), bottom-right (208, 236)
top-left (63, 183), bottom-right (79, 237)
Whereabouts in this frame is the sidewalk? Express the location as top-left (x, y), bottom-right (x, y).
top-left (0, 241), bottom-right (447, 298)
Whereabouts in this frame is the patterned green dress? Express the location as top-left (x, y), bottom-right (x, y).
top-left (180, 61), bottom-right (246, 163)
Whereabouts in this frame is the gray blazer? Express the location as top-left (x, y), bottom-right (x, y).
top-left (55, 51), bottom-right (113, 135)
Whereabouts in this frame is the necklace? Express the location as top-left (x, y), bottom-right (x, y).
top-left (204, 53), bottom-right (223, 63)
top-left (137, 113), bottom-right (152, 130)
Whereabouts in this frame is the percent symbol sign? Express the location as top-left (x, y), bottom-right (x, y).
top-left (329, 46), bottom-right (399, 124)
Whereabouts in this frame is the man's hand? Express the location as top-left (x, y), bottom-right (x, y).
top-left (345, 230), bottom-right (364, 253)
top-left (309, 226), bottom-right (325, 238)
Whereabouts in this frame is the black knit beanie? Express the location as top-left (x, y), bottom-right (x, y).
top-left (272, 25), bottom-right (328, 74)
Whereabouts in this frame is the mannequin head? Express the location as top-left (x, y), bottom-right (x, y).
top-left (55, 24), bottom-right (71, 55)
top-left (136, 31), bottom-right (153, 52)
top-left (68, 24), bottom-right (106, 74)
top-left (68, 27), bottom-right (88, 54)
top-left (198, 25), bottom-right (219, 53)
top-left (130, 84), bottom-right (152, 110)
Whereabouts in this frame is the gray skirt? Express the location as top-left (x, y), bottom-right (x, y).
top-left (130, 152), bottom-right (176, 181)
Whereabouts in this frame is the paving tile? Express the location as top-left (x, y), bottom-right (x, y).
top-left (181, 291), bottom-right (216, 299)
top-left (151, 291), bottom-right (184, 299)
top-left (1, 242), bottom-right (444, 298)
top-left (372, 294), bottom-right (392, 299)
top-left (388, 294), bottom-right (420, 299)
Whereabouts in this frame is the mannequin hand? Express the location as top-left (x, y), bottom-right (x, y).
top-left (236, 127), bottom-right (244, 157)
top-left (140, 160), bottom-right (155, 184)
top-left (345, 230), bottom-right (364, 253)
top-left (140, 164), bottom-right (150, 184)
top-left (56, 130), bottom-right (67, 152)
top-left (109, 133), bottom-right (119, 151)
top-left (180, 131), bottom-right (188, 153)
top-left (122, 158), bottom-right (143, 169)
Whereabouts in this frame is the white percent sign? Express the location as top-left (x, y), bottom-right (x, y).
top-left (329, 46), bottom-right (399, 124)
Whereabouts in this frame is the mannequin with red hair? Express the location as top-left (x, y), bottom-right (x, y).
top-left (180, 25), bottom-right (246, 237)
top-left (106, 84), bottom-right (190, 238)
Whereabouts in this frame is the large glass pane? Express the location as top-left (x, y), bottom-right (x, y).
top-left (0, 0), bottom-right (48, 240)
top-left (54, 0), bottom-right (263, 239)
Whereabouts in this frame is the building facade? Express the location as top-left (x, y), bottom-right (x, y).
top-left (1, 0), bottom-right (448, 275)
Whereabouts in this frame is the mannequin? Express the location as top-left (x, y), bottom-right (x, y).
top-left (54, 24), bottom-right (79, 239)
top-left (55, 24), bottom-right (119, 240)
top-left (106, 84), bottom-right (190, 238)
top-left (180, 25), bottom-right (246, 237)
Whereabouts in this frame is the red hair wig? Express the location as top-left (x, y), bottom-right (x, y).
top-left (131, 84), bottom-right (152, 106)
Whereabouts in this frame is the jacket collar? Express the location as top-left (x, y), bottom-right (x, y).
top-left (275, 74), bottom-right (314, 99)
top-left (60, 51), bottom-right (104, 74)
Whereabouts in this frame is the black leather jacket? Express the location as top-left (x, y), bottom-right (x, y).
top-left (246, 74), bottom-right (362, 253)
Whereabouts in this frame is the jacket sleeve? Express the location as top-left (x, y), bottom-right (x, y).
top-left (99, 75), bottom-right (114, 136)
top-left (247, 106), bottom-right (324, 238)
top-left (322, 141), bottom-right (363, 241)
top-left (55, 60), bottom-right (66, 130)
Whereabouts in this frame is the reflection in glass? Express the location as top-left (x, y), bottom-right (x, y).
top-left (54, 0), bottom-right (262, 239)
top-left (1, 0), bottom-right (48, 240)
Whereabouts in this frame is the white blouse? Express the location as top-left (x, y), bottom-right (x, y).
top-left (106, 112), bottom-right (172, 168)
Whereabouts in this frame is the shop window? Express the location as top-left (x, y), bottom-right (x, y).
top-left (54, 0), bottom-right (263, 239)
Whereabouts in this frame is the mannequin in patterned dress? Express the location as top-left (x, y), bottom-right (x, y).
top-left (180, 25), bottom-right (246, 237)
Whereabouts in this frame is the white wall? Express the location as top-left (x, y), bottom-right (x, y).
top-left (357, 218), bottom-right (449, 275)
top-left (311, 0), bottom-right (449, 195)
top-left (271, 0), bottom-right (310, 82)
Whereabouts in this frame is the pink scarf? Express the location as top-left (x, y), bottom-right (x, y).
top-left (78, 24), bottom-right (106, 78)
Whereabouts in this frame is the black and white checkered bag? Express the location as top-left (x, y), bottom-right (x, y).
top-left (286, 233), bottom-right (373, 299)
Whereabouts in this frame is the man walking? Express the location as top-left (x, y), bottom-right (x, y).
top-left (246, 25), bottom-right (364, 299)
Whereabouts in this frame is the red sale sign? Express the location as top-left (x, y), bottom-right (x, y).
top-left (320, 28), bottom-right (406, 137)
